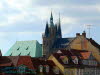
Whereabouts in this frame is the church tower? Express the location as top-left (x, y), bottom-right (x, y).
top-left (42, 12), bottom-right (62, 57)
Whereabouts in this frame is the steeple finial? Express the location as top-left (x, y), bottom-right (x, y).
top-left (50, 11), bottom-right (54, 27)
top-left (59, 12), bottom-right (61, 25)
top-left (56, 12), bottom-right (62, 38)
top-left (51, 11), bottom-right (53, 19)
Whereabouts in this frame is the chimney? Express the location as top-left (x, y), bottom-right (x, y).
top-left (76, 33), bottom-right (80, 37)
top-left (0, 50), bottom-right (2, 57)
top-left (82, 31), bottom-right (86, 37)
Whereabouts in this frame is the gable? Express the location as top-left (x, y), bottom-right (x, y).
top-left (70, 36), bottom-right (88, 50)
top-left (70, 36), bottom-right (100, 63)
top-left (17, 56), bottom-right (34, 69)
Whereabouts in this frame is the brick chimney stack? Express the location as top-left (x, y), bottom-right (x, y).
top-left (76, 33), bottom-right (80, 37)
top-left (82, 31), bottom-right (86, 38)
top-left (0, 50), bottom-right (2, 57)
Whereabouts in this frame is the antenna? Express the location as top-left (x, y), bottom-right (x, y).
top-left (86, 24), bottom-right (92, 38)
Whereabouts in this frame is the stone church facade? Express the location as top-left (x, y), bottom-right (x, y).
top-left (42, 12), bottom-right (62, 57)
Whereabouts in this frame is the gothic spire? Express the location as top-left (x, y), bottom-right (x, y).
top-left (45, 21), bottom-right (49, 37)
top-left (57, 13), bottom-right (62, 38)
top-left (50, 11), bottom-right (54, 27)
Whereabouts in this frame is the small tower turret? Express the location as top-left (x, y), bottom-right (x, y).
top-left (44, 21), bottom-right (49, 37)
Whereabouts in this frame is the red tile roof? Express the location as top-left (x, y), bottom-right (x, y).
top-left (0, 56), bottom-right (11, 65)
top-left (31, 58), bottom-right (56, 69)
top-left (17, 56), bottom-right (34, 69)
top-left (0, 62), bottom-right (12, 67)
top-left (7, 56), bottom-right (19, 66)
top-left (71, 56), bottom-right (77, 60)
top-left (54, 49), bottom-right (93, 66)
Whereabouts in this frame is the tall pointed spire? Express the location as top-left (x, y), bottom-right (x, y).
top-left (50, 11), bottom-right (53, 19)
top-left (59, 12), bottom-right (61, 25)
top-left (45, 21), bottom-right (49, 37)
top-left (57, 12), bottom-right (62, 38)
top-left (50, 11), bottom-right (54, 27)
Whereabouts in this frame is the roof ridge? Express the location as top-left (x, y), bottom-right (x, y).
top-left (16, 40), bottom-right (37, 42)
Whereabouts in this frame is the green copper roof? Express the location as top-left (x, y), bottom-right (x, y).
top-left (4, 40), bottom-right (42, 57)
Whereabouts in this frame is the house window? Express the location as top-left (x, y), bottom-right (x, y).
top-left (17, 47), bottom-right (20, 50)
top-left (73, 57), bottom-right (78, 64)
top-left (26, 46), bottom-right (29, 50)
top-left (63, 60), bottom-right (68, 64)
top-left (53, 67), bottom-right (59, 74)
top-left (39, 65), bottom-right (43, 72)
top-left (45, 65), bottom-right (49, 73)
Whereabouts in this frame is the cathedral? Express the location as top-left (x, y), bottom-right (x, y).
top-left (42, 12), bottom-right (74, 57)
top-left (42, 12), bottom-right (100, 60)
top-left (42, 12), bottom-right (62, 57)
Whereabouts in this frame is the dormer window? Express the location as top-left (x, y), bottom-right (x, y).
top-left (53, 67), bottom-right (59, 74)
top-left (18, 53), bottom-right (21, 56)
top-left (26, 46), bottom-right (29, 50)
top-left (60, 56), bottom-right (68, 64)
top-left (10, 53), bottom-right (12, 56)
top-left (72, 57), bottom-right (78, 64)
top-left (63, 60), bottom-right (68, 64)
top-left (27, 52), bottom-right (30, 56)
top-left (39, 65), bottom-right (43, 72)
top-left (17, 47), bottom-right (20, 50)
top-left (45, 65), bottom-right (49, 73)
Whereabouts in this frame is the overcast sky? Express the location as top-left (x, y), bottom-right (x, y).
top-left (0, 0), bottom-right (100, 55)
